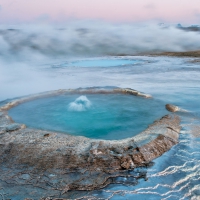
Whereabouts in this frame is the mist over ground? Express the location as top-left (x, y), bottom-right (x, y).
top-left (1, 22), bottom-right (200, 60)
top-left (0, 21), bottom-right (200, 101)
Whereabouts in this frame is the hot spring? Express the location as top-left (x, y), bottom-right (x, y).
top-left (8, 92), bottom-right (167, 140)
top-left (56, 58), bottom-right (142, 68)
top-left (1, 54), bottom-right (200, 200)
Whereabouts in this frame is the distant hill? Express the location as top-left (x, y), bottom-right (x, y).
top-left (176, 24), bottom-right (200, 32)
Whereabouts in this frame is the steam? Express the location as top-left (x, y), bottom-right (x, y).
top-left (1, 21), bottom-right (200, 101)
top-left (68, 96), bottom-right (92, 112)
top-left (1, 22), bottom-right (200, 61)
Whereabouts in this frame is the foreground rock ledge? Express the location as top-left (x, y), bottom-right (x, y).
top-left (0, 87), bottom-right (180, 194)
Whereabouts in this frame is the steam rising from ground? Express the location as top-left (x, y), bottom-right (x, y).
top-left (1, 22), bottom-right (200, 61)
top-left (68, 96), bottom-right (92, 112)
top-left (1, 21), bottom-right (200, 101)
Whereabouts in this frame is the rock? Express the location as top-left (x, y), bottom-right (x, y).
top-left (20, 174), bottom-right (30, 180)
top-left (0, 87), bottom-right (181, 192)
top-left (0, 123), bottom-right (26, 133)
top-left (113, 88), bottom-right (152, 98)
top-left (0, 114), bottom-right (180, 191)
top-left (137, 93), bottom-right (152, 98)
top-left (120, 156), bottom-right (135, 169)
top-left (165, 104), bottom-right (179, 112)
top-left (44, 133), bottom-right (50, 137)
top-left (5, 123), bottom-right (25, 131)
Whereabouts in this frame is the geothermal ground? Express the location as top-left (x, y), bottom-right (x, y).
top-left (0, 87), bottom-right (181, 199)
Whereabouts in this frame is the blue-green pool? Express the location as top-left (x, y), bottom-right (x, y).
top-left (59, 58), bottom-right (141, 68)
top-left (9, 94), bottom-right (167, 140)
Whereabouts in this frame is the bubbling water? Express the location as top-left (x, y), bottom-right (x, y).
top-left (68, 95), bottom-right (92, 112)
top-left (8, 93), bottom-right (167, 140)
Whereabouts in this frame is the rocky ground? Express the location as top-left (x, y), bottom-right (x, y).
top-left (151, 50), bottom-right (200, 57)
top-left (0, 88), bottom-right (181, 199)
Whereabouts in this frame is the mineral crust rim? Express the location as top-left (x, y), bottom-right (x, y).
top-left (0, 87), bottom-right (181, 191)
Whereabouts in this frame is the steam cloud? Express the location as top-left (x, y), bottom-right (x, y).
top-left (1, 21), bottom-right (200, 101)
top-left (0, 22), bottom-right (200, 61)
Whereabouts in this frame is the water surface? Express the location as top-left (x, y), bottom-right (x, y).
top-left (53, 58), bottom-right (142, 68)
top-left (9, 93), bottom-right (166, 140)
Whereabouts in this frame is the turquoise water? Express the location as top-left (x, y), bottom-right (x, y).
top-left (56, 58), bottom-right (141, 68)
top-left (9, 93), bottom-right (167, 140)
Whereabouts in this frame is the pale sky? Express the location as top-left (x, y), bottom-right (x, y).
top-left (0, 0), bottom-right (200, 24)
